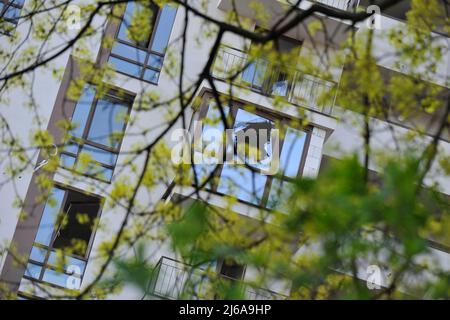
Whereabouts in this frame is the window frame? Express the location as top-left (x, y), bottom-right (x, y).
top-left (22, 184), bottom-right (103, 291)
top-left (108, 3), bottom-right (177, 84)
top-left (217, 258), bottom-right (247, 281)
top-left (0, 0), bottom-right (25, 34)
top-left (193, 93), bottom-right (312, 209)
top-left (59, 84), bottom-right (134, 183)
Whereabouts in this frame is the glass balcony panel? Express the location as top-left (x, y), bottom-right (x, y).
top-left (213, 47), bottom-right (337, 115)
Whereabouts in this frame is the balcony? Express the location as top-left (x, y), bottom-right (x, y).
top-left (149, 256), bottom-right (286, 300)
top-left (212, 46), bottom-right (337, 116)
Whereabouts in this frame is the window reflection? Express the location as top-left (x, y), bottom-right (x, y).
top-left (109, 56), bottom-right (142, 77)
top-left (267, 178), bottom-right (293, 212)
top-left (79, 144), bottom-right (118, 167)
top-left (60, 84), bottom-right (132, 182)
top-left (42, 269), bottom-right (73, 288)
top-left (69, 85), bottom-right (95, 139)
top-left (29, 246), bottom-right (46, 263)
top-left (233, 108), bottom-right (275, 169)
top-left (241, 36), bottom-right (301, 98)
top-left (196, 100), bottom-right (309, 208)
top-left (108, 3), bottom-right (177, 84)
top-left (189, 104), bottom-right (231, 187)
top-left (150, 5), bottom-right (177, 54)
top-left (0, 0), bottom-right (25, 34)
top-left (242, 60), bottom-right (268, 91)
top-left (47, 252), bottom-right (86, 274)
top-left (35, 187), bottom-right (65, 246)
top-left (217, 165), bottom-right (267, 205)
top-left (24, 263), bottom-right (42, 280)
top-left (279, 127), bottom-right (307, 178)
top-left (87, 98), bottom-right (128, 148)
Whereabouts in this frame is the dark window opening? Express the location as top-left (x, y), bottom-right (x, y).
top-left (219, 259), bottom-right (246, 281)
top-left (21, 186), bottom-right (102, 292)
top-left (52, 191), bottom-right (100, 256)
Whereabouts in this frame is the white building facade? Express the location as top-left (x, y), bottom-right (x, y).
top-left (0, 0), bottom-right (449, 299)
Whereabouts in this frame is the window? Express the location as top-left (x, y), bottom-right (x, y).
top-left (22, 186), bottom-right (101, 290)
top-left (218, 259), bottom-right (246, 281)
top-left (242, 36), bottom-right (302, 98)
top-left (59, 84), bottom-right (133, 182)
top-left (108, 2), bottom-right (177, 84)
top-left (0, 0), bottom-right (25, 34)
top-left (193, 98), bottom-right (309, 209)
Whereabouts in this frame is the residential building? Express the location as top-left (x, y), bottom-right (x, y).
top-left (0, 0), bottom-right (448, 299)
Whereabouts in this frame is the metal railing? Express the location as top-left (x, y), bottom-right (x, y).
top-left (246, 286), bottom-right (286, 300)
top-left (312, 0), bottom-right (360, 11)
top-left (149, 256), bottom-right (207, 299)
top-left (212, 46), bottom-right (337, 115)
top-left (149, 256), bottom-right (286, 300)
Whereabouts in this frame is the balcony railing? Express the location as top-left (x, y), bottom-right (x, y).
top-left (149, 256), bottom-right (205, 299)
top-left (212, 47), bottom-right (337, 115)
top-left (149, 256), bottom-right (286, 300)
top-left (312, 0), bottom-right (360, 11)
